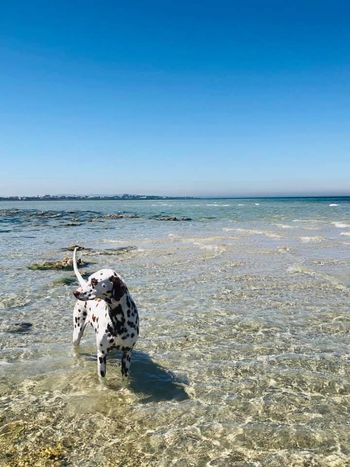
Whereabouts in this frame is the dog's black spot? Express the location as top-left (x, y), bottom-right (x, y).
top-left (100, 370), bottom-right (105, 377)
top-left (106, 323), bottom-right (116, 337)
top-left (131, 333), bottom-right (135, 338)
top-left (111, 276), bottom-right (127, 301)
top-left (110, 304), bottom-right (124, 317)
top-left (108, 305), bottom-right (127, 335)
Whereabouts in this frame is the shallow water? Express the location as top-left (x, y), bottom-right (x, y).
top-left (1, 198), bottom-right (350, 465)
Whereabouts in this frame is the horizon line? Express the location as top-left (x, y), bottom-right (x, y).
top-left (1, 193), bottom-right (350, 200)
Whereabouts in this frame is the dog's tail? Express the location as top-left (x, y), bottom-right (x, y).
top-left (73, 247), bottom-right (86, 287)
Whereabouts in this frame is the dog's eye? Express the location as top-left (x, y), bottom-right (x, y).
top-left (102, 284), bottom-right (106, 288)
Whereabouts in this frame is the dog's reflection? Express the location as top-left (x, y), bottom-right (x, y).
top-left (74, 348), bottom-right (189, 402)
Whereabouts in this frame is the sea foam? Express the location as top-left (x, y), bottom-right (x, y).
top-left (332, 222), bottom-right (350, 229)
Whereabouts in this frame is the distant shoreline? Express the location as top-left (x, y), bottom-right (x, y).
top-left (1, 195), bottom-right (350, 201)
top-left (0, 195), bottom-right (192, 201)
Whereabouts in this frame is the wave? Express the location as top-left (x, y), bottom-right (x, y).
top-left (299, 236), bottom-right (324, 243)
top-left (332, 222), bottom-right (350, 229)
top-left (275, 224), bottom-right (294, 229)
top-left (223, 227), bottom-right (281, 239)
top-left (205, 203), bottom-right (230, 207)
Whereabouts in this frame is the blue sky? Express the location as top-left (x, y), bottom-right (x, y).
top-left (1, 0), bottom-right (349, 196)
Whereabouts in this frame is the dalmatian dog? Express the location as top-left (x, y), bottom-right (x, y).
top-left (72, 248), bottom-right (139, 378)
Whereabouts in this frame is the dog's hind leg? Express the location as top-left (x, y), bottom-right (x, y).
top-left (96, 334), bottom-right (108, 378)
top-left (121, 348), bottom-right (132, 377)
top-left (72, 301), bottom-right (87, 346)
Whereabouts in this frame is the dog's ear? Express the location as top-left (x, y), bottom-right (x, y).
top-left (109, 275), bottom-right (127, 300)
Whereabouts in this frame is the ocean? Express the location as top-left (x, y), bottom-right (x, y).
top-left (1, 197), bottom-right (350, 465)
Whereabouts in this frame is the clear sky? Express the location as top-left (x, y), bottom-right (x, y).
top-left (0, 0), bottom-right (349, 197)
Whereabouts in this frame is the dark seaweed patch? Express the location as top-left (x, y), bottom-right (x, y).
top-left (7, 322), bottom-right (33, 334)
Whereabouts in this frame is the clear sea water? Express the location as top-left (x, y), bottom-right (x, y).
top-left (1, 198), bottom-right (350, 465)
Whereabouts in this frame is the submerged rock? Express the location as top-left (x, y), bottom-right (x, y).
top-left (2, 440), bottom-right (66, 465)
top-left (52, 276), bottom-right (77, 286)
top-left (62, 245), bottom-right (92, 252)
top-left (64, 245), bottom-right (137, 257)
top-left (0, 294), bottom-right (31, 309)
top-left (94, 246), bottom-right (138, 255)
top-left (31, 245), bottom-right (137, 275)
top-left (28, 256), bottom-right (90, 271)
top-left (104, 213), bottom-right (140, 219)
top-left (151, 215), bottom-right (192, 221)
top-left (7, 322), bottom-right (32, 334)
top-left (62, 222), bottom-right (82, 227)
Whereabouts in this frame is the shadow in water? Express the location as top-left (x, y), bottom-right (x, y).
top-left (128, 351), bottom-right (190, 403)
top-left (76, 348), bottom-right (189, 403)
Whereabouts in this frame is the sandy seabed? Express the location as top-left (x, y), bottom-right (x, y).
top-left (1, 198), bottom-right (350, 465)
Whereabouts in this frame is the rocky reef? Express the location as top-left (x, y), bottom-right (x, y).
top-left (28, 256), bottom-right (90, 271)
top-left (151, 215), bottom-right (192, 221)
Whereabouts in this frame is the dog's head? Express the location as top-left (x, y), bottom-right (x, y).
top-left (72, 248), bottom-right (127, 302)
top-left (73, 269), bottom-right (127, 302)
top-left (73, 269), bottom-right (119, 301)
